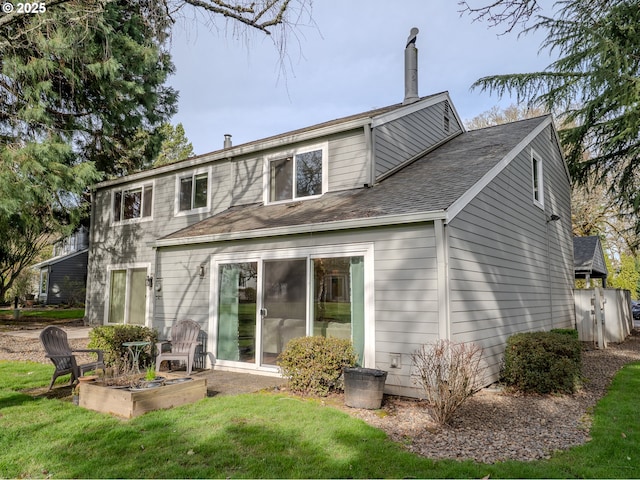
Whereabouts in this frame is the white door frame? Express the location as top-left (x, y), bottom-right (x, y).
top-left (208, 243), bottom-right (375, 372)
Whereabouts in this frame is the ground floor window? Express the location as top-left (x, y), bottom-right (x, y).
top-left (108, 267), bottom-right (147, 325)
top-left (216, 254), bottom-right (365, 367)
top-left (39, 270), bottom-right (48, 296)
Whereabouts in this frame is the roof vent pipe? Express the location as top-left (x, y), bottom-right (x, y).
top-left (403, 27), bottom-right (419, 105)
top-left (224, 134), bottom-right (232, 149)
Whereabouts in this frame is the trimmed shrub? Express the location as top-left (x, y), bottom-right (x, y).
top-left (551, 328), bottom-right (579, 340)
top-left (88, 325), bottom-right (158, 368)
top-left (501, 330), bottom-right (582, 394)
top-left (277, 336), bottom-right (357, 396)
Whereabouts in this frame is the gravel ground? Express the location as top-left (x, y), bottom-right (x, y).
top-left (349, 332), bottom-right (640, 463)
top-left (2, 329), bottom-right (640, 464)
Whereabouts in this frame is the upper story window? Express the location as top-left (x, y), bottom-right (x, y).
top-left (265, 144), bottom-right (328, 204)
top-left (175, 167), bottom-right (211, 216)
top-left (531, 149), bottom-right (544, 208)
top-left (113, 183), bottom-right (153, 223)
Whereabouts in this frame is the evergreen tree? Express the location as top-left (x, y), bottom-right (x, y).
top-left (1, 0), bottom-right (177, 177)
top-left (153, 123), bottom-right (195, 167)
top-left (467, 0), bottom-right (640, 229)
top-left (0, 0), bottom-right (310, 301)
top-left (0, 1), bottom-right (176, 300)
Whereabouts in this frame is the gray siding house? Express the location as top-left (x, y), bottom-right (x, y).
top-left (85, 39), bottom-right (574, 397)
top-left (34, 227), bottom-right (89, 305)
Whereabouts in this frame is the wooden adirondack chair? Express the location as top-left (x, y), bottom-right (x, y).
top-left (155, 319), bottom-right (202, 376)
top-left (39, 326), bottom-right (105, 391)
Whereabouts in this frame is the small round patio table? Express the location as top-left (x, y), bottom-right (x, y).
top-left (122, 341), bottom-right (151, 373)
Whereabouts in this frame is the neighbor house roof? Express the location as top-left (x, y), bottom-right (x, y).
top-left (32, 249), bottom-right (89, 269)
top-left (156, 115), bottom-right (552, 247)
top-left (573, 236), bottom-right (608, 279)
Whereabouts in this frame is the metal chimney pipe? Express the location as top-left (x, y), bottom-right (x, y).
top-left (224, 134), bottom-right (232, 149)
top-left (403, 27), bottom-right (419, 105)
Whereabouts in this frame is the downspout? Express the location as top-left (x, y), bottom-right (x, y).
top-left (87, 189), bottom-right (97, 325)
top-left (150, 246), bottom-right (158, 329)
top-left (434, 219), bottom-right (450, 340)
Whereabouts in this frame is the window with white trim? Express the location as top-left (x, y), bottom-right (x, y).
top-left (113, 183), bottom-right (153, 223)
top-left (107, 266), bottom-right (148, 325)
top-left (40, 270), bottom-right (48, 295)
top-left (266, 145), bottom-right (327, 203)
top-left (176, 168), bottom-right (210, 215)
top-left (531, 150), bottom-right (544, 208)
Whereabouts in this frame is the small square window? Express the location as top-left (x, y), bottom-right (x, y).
top-left (268, 147), bottom-right (324, 203)
top-left (113, 184), bottom-right (153, 222)
top-left (178, 171), bottom-right (210, 213)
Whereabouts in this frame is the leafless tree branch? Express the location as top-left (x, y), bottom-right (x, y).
top-left (458, 0), bottom-right (541, 34)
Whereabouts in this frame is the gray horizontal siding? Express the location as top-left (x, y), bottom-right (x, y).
top-left (372, 224), bottom-right (438, 396)
top-left (374, 100), bottom-right (462, 178)
top-left (447, 125), bottom-right (573, 381)
top-left (45, 251), bottom-right (88, 305)
top-left (327, 130), bottom-right (369, 191)
top-left (152, 224), bottom-right (439, 395)
top-left (86, 129), bottom-right (370, 326)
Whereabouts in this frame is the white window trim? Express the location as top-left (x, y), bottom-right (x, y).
top-left (39, 270), bottom-right (48, 296)
top-left (531, 149), bottom-right (544, 209)
top-left (174, 166), bottom-right (212, 217)
top-left (262, 142), bottom-right (329, 205)
top-left (111, 180), bottom-right (155, 225)
top-left (104, 263), bottom-right (151, 326)
top-left (208, 242), bottom-right (375, 372)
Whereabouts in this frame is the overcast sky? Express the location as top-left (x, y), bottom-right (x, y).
top-left (168, 1), bottom-right (554, 155)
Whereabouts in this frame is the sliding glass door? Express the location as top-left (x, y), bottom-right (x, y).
top-left (312, 257), bottom-right (364, 362)
top-left (261, 259), bottom-right (307, 365)
top-left (217, 262), bottom-right (258, 362)
top-left (216, 254), bottom-right (366, 368)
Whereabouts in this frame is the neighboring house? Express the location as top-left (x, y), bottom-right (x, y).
top-left (33, 226), bottom-right (89, 305)
top-left (85, 34), bottom-right (574, 396)
top-left (573, 236), bottom-right (608, 287)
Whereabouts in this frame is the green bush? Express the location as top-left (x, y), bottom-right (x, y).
top-left (277, 336), bottom-right (357, 396)
top-left (501, 330), bottom-right (582, 394)
top-left (88, 325), bottom-right (158, 368)
top-left (550, 328), bottom-right (579, 340)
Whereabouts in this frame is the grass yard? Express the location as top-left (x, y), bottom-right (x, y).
top-left (1, 361), bottom-right (640, 478)
top-left (0, 308), bottom-right (85, 331)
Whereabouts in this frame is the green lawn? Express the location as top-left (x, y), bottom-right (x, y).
top-left (0, 308), bottom-right (84, 320)
top-left (1, 360), bottom-right (640, 478)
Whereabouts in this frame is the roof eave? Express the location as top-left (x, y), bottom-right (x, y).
top-left (31, 249), bottom-right (89, 269)
top-left (153, 210), bottom-right (447, 248)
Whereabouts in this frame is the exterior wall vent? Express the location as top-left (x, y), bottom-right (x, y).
top-left (444, 101), bottom-right (450, 134)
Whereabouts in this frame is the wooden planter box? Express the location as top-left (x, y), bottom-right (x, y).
top-left (79, 378), bottom-right (207, 418)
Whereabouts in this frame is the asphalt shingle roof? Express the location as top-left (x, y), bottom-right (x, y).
top-left (573, 236), bottom-right (608, 277)
top-left (162, 116), bottom-right (549, 241)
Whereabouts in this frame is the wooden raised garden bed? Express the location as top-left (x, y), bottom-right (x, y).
top-left (79, 377), bottom-right (207, 418)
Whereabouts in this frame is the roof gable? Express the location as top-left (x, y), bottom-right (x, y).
top-left (574, 236), bottom-right (608, 278)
